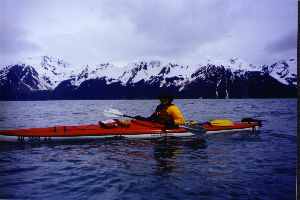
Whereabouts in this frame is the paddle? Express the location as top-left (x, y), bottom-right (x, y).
top-left (103, 108), bottom-right (205, 133)
top-left (103, 108), bottom-right (147, 120)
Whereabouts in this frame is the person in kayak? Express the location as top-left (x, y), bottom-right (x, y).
top-left (135, 93), bottom-right (185, 128)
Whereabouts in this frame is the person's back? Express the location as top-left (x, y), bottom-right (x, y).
top-left (148, 94), bottom-right (185, 127)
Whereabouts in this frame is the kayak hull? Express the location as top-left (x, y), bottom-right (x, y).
top-left (0, 120), bottom-right (261, 142)
top-left (0, 120), bottom-right (194, 142)
top-left (0, 132), bottom-right (196, 142)
top-left (202, 122), bottom-right (260, 134)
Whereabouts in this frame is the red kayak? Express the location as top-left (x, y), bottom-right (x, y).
top-left (0, 119), bottom-right (261, 142)
top-left (0, 120), bottom-right (193, 142)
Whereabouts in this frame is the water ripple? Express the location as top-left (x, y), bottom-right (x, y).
top-left (0, 99), bottom-right (297, 200)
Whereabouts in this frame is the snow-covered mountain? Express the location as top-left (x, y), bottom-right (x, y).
top-left (261, 58), bottom-right (297, 85)
top-left (0, 56), bottom-right (297, 100)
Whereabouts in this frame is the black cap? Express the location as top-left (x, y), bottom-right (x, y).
top-left (157, 91), bottom-right (174, 102)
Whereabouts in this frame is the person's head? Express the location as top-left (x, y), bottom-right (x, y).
top-left (158, 93), bottom-right (174, 105)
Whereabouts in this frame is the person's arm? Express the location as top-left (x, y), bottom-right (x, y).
top-left (134, 115), bottom-right (148, 120)
top-left (147, 113), bottom-right (156, 121)
top-left (134, 105), bottom-right (161, 121)
top-left (147, 105), bottom-right (161, 121)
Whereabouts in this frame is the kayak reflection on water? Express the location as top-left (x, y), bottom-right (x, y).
top-left (153, 137), bottom-right (207, 175)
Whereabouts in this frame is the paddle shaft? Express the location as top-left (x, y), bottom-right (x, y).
top-left (104, 109), bottom-right (205, 132)
top-left (122, 114), bottom-right (137, 119)
top-left (106, 110), bottom-right (205, 126)
top-left (105, 111), bottom-right (139, 120)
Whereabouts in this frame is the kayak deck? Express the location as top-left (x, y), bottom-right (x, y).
top-left (0, 119), bottom-right (261, 142)
top-left (202, 122), bottom-right (260, 134)
top-left (0, 120), bottom-right (194, 142)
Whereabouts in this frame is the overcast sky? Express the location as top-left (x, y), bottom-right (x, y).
top-left (0, 0), bottom-right (298, 68)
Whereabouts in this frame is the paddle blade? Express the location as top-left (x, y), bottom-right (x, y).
top-left (103, 108), bottom-right (124, 118)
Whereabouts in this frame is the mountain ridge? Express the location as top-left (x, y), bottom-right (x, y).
top-left (0, 56), bottom-right (297, 100)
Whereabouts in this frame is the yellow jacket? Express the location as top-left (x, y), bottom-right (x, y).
top-left (150, 103), bottom-right (185, 126)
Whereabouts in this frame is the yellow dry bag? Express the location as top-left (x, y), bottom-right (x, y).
top-left (210, 119), bottom-right (234, 126)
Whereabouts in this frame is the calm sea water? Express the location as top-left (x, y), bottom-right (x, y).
top-left (0, 99), bottom-right (297, 200)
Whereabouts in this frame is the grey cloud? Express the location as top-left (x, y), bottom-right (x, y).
top-left (0, 25), bottom-right (41, 55)
top-left (265, 31), bottom-right (297, 53)
top-left (0, 0), bottom-right (41, 55)
top-left (0, 0), bottom-right (297, 67)
top-left (98, 0), bottom-right (235, 57)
